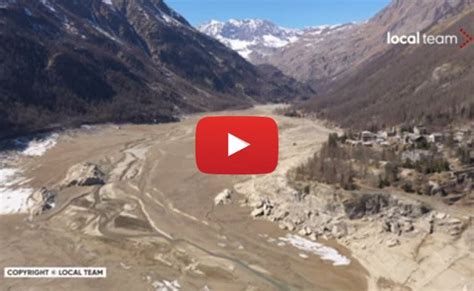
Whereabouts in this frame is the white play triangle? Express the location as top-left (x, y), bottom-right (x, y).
top-left (228, 133), bottom-right (250, 156)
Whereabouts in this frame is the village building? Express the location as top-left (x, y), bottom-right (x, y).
top-left (428, 133), bottom-right (444, 144)
top-left (361, 131), bottom-right (377, 142)
top-left (414, 125), bottom-right (428, 135)
top-left (454, 129), bottom-right (471, 143)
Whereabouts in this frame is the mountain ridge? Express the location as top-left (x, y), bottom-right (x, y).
top-left (265, 0), bottom-right (474, 87)
top-left (0, 0), bottom-right (313, 138)
top-left (198, 18), bottom-right (302, 61)
top-left (301, 8), bottom-right (474, 129)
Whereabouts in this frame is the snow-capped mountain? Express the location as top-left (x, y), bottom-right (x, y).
top-left (198, 19), bottom-right (302, 61)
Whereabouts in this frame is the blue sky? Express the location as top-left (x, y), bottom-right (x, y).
top-left (167, 0), bottom-right (391, 28)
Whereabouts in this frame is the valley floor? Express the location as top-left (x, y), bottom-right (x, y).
top-left (1, 105), bottom-right (472, 290)
top-left (0, 105), bottom-right (366, 291)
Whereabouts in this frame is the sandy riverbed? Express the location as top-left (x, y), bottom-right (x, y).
top-left (0, 105), bottom-right (368, 290)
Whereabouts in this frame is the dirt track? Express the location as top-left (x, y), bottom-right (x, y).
top-left (0, 105), bottom-right (368, 290)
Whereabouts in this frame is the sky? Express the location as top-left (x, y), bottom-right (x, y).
top-left (167, 0), bottom-right (391, 29)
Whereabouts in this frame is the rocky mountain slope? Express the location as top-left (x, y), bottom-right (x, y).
top-left (0, 0), bottom-right (312, 138)
top-left (303, 8), bottom-right (474, 129)
top-left (265, 0), bottom-right (474, 87)
top-left (198, 19), bottom-right (302, 62)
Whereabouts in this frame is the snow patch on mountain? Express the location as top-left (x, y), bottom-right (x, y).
top-left (280, 23), bottom-right (356, 53)
top-left (0, 0), bottom-right (15, 9)
top-left (40, 0), bottom-right (56, 12)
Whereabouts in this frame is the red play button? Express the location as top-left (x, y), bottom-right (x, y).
top-left (195, 116), bottom-right (278, 174)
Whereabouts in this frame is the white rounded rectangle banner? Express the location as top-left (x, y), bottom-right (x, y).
top-left (4, 267), bottom-right (106, 278)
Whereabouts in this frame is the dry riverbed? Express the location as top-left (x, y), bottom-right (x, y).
top-left (0, 105), bottom-right (368, 291)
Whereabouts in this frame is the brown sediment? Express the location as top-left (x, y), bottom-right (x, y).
top-left (0, 105), bottom-right (368, 291)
